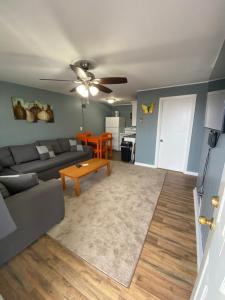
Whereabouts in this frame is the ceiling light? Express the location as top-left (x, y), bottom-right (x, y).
top-left (89, 85), bottom-right (99, 96)
top-left (76, 84), bottom-right (89, 98)
top-left (107, 98), bottom-right (115, 104)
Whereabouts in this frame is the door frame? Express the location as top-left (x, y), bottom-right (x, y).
top-left (155, 94), bottom-right (197, 173)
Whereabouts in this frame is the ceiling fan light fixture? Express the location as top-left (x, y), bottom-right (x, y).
top-left (107, 98), bottom-right (115, 104)
top-left (76, 84), bottom-right (89, 98)
top-left (89, 85), bottom-right (99, 96)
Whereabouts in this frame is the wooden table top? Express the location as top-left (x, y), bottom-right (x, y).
top-left (59, 158), bottom-right (110, 178)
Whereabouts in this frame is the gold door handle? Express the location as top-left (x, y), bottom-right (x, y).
top-left (199, 216), bottom-right (214, 230)
top-left (211, 196), bottom-right (219, 208)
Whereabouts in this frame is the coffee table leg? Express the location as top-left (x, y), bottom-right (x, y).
top-left (61, 174), bottom-right (66, 190)
top-left (75, 178), bottom-right (80, 196)
top-left (106, 162), bottom-right (111, 176)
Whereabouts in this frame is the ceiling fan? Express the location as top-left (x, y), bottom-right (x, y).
top-left (40, 60), bottom-right (128, 98)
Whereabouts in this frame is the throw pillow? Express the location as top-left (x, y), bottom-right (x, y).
top-left (0, 182), bottom-right (10, 198)
top-left (0, 192), bottom-right (17, 240)
top-left (0, 173), bottom-right (39, 195)
top-left (77, 144), bottom-right (84, 152)
top-left (69, 139), bottom-right (77, 152)
top-left (36, 145), bottom-right (55, 160)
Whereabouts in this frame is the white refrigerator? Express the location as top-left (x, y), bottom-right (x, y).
top-left (105, 117), bottom-right (125, 151)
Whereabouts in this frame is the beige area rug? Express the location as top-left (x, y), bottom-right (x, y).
top-left (48, 161), bottom-right (166, 287)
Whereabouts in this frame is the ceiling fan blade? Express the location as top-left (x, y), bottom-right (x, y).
top-left (70, 87), bottom-right (77, 93)
top-left (70, 65), bottom-right (88, 81)
top-left (93, 77), bottom-right (128, 84)
top-left (40, 79), bottom-right (74, 82)
top-left (93, 84), bottom-right (112, 94)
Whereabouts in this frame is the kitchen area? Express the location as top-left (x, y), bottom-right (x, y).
top-left (106, 101), bottom-right (137, 163)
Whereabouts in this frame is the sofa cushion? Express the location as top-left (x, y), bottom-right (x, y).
top-left (10, 144), bottom-right (39, 164)
top-left (10, 151), bottom-right (88, 174)
top-left (0, 173), bottom-right (39, 195)
top-left (0, 147), bottom-right (15, 167)
top-left (0, 182), bottom-right (10, 198)
top-left (38, 139), bottom-right (63, 154)
top-left (0, 168), bottom-right (19, 176)
top-left (57, 138), bottom-right (71, 153)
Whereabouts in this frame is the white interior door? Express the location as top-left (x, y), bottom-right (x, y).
top-left (156, 94), bottom-right (196, 172)
top-left (191, 163), bottom-right (225, 300)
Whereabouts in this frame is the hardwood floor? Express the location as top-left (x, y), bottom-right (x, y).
top-left (0, 170), bottom-right (197, 300)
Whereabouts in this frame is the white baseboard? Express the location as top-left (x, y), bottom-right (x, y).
top-left (184, 171), bottom-right (198, 176)
top-left (135, 162), bottom-right (157, 168)
top-left (193, 187), bottom-right (203, 270)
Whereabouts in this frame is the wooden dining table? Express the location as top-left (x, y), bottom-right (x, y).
top-left (78, 133), bottom-right (112, 159)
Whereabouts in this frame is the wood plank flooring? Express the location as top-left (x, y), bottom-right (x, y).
top-left (0, 170), bottom-right (197, 300)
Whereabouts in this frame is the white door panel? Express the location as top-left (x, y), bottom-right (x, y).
top-left (191, 164), bottom-right (225, 300)
top-left (156, 95), bottom-right (196, 172)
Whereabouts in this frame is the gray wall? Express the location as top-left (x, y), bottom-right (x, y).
top-left (0, 81), bottom-right (111, 146)
top-left (112, 105), bottom-right (132, 127)
top-left (198, 78), bottom-right (225, 249)
top-left (136, 83), bottom-right (208, 172)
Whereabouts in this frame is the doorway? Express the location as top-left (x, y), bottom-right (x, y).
top-left (155, 94), bottom-right (196, 172)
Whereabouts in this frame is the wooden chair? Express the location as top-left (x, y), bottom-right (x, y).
top-left (91, 135), bottom-right (109, 159)
top-left (84, 131), bottom-right (94, 136)
top-left (76, 133), bottom-right (88, 145)
top-left (101, 132), bottom-right (113, 159)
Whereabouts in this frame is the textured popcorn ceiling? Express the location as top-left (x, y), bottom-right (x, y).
top-left (0, 0), bottom-right (225, 102)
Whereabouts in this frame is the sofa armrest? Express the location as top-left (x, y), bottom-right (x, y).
top-left (0, 179), bottom-right (65, 265)
top-left (4, 179), bottom-right (65, 234)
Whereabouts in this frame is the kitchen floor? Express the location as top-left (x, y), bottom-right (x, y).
top-left (112, 150), bottom-right (121, 161)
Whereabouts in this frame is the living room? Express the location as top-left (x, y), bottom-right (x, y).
top-left (1, 1), bottom-right (225, 299)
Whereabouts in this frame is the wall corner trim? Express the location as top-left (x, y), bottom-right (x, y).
top-left (184, 171), bottom-right (199, 176)
top-left (135, 162), bottom-right (157, 168)
top-left (193, 187), bottom-right (203, 271)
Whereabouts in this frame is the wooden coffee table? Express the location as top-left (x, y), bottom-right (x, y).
top-left (59, 158), bottom-right (111, 196)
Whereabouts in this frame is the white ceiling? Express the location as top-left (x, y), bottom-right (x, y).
top-left (0, 0), bottom-right (225, 102)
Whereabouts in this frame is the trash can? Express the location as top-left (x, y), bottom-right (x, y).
top-left (121, 141), bottom-right (132, 162)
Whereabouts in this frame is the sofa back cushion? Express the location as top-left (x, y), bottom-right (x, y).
top-left (0, 173), bottom-right (39, 195)
top-left (0, 147), bottom-right (15, 167)
top-left (38, 139), bottom-right (62, 154)
top-left (57, 138), bottom-right (71, 152)
top-left (10, 144), bottom-right (39, 165)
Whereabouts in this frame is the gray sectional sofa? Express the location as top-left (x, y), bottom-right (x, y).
top-left (0, 179), bottom-right (64, 265)
top-left (0, 137), bottom-right (93, 265)
top-left (0, 138), bottom-right (93, 180)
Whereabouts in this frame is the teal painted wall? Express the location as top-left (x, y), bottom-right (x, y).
top-left (136, 83), bottom-right (208, 172)
top-left (112, 105), bottom-right (132, 127)
top-left (0, 81), bottom-right (111, 146)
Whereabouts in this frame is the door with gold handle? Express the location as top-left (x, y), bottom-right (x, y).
top-left (191, 164), bottom-right (225, 300)
top-left (198, 216), bottom-right (214, 230)
top-left (198, 196), bottom-right (220, 230)
top-left (211, 196), bottom-right (219, 208)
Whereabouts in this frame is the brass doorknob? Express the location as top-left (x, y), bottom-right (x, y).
top-left (199, 216), bottom-right (214, 230)
top-left (211, 196), bottom-right (219, 208)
